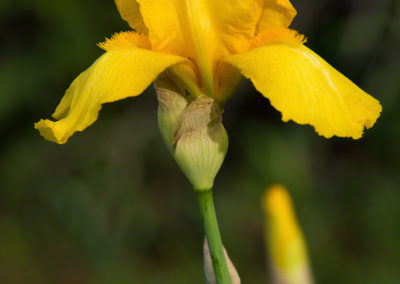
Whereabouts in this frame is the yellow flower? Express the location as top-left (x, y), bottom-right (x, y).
top-left (35, 0), bottom-right (381, 144)
top-left (262, 184), bottom-right (313, 284)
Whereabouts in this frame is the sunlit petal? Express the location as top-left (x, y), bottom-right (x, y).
top-left (35, 32), bottom-right (184, 144)
top-left (227, 28), bottom-right (381, 139)
top-left (137, 0), bottom-right (262, 94)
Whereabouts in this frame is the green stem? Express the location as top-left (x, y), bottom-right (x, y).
top-left (196, 189), bottom-right (231, 284)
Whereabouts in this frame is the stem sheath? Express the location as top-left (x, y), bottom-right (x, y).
top-left (197, 189), bottom-right (231, 284)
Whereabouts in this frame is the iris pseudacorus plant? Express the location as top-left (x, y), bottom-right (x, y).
top-left (35, 1), bottom-right (381, 283)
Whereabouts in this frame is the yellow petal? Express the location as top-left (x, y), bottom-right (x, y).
top-left (136, 0), bottom-right (262, 96)
top-left (257, 0), bottom-right (297, 32)
top-left (35, 32), bottom-right (184, 144)
top-left (114, 0), bottom-right (148, 34)
top-left (226, 29), bottom-right (381, 139)
top-left (137, 0), bottom-right (262, 56)
top-left (262, 185), bottom-right (313, 284)
top-left (204, 0), bottom-right (263, 55)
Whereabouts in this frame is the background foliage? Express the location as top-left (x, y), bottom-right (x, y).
top-left (1, 0), bottom-right (399, 283)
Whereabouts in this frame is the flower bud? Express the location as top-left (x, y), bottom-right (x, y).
top-left (155, 77), bottom-right (189, 152)
top-left (156, 78), bottom-right (228, 191)
top-left (262, 185), bottom-right (314, 284)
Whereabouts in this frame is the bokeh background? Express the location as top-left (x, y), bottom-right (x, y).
top-left (1, 0), bottom-right (399, 283)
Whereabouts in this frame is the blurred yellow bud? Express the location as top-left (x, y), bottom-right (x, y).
top-left (262, 184), bottom-right (313, 284)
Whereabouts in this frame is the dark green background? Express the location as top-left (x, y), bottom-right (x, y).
top-left (1, 0), bottom-right (399, 283)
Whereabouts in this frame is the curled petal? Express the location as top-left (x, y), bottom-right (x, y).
top-left (136, 0), bottom-right (262, 58)
top-left (114, 0), bottom-right (148, 33)
top-left (226, 29), bottom-right (381, 139)
top-left (136, 0), bottom-right (262, 95)
top-left (257, 0), bottom-right (297, 32)
top-left (35, 32), bottom-right (184, 144)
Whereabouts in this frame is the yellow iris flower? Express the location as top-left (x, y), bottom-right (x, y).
top-left (35, 0), bottom-right (381, 144)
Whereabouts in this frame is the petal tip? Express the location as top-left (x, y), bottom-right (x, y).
top-left (34, 119), bottom-right (68, 144)
top-left (348, 98), bottom-right (382, 140)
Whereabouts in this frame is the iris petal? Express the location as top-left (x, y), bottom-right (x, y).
top-left (227, 30), bottom-right (381, 139)
top-left (257, 0), bottom-right (297, 31)
top-left (136, 0), bottom-right (262, 58)
top-left (114, 0), bottom-right (148, 33)
top-left (35, 32), bottom-right (184, 144)
top-left (135, 0), bottom-right (262, 96)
